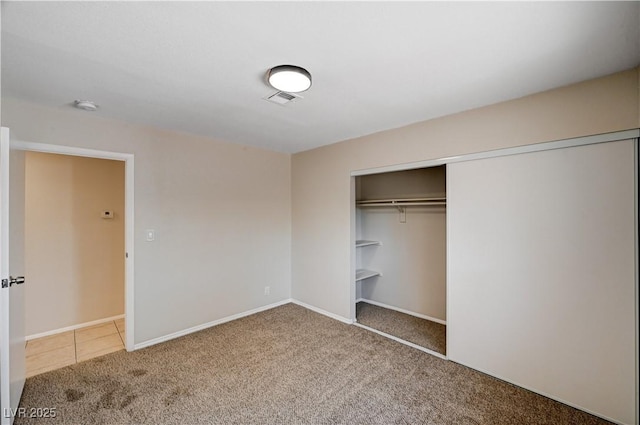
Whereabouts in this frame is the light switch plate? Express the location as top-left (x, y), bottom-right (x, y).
top-left (145, 229), bottom-right (155, 241)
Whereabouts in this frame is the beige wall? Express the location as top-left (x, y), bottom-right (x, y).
top-left (2, 98), bottom-right (292, 344)
top-left (292, 67), bottom-right (640, 320)
top-left (25, 152), bottom-right (125, 336)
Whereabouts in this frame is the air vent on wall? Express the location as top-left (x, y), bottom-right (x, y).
top-left (264, 91), bottom-right (301, 106)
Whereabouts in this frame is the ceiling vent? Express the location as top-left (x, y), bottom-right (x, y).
top-left (264, 91), bottom-right (301, 106)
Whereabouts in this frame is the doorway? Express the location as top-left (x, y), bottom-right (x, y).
top-left (23, 152), bottom-right (126, 376)
top-left (13, 140), bottom-right (135, 359)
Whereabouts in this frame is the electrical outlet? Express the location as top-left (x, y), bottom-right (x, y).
top-left (264, 286), bottom-right (270, 296)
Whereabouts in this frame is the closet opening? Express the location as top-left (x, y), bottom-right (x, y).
top-left (354, 165), bottom-right (447, 357)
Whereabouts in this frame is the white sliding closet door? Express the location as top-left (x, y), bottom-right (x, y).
top-left (447, 139), bottom-right (636, 424)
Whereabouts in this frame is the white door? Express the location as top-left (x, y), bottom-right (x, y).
top-left (447, 139), bottom-right (637, 424)
top-left (0, 127), bottom-right (26, 425)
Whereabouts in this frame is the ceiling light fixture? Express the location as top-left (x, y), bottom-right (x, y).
top-left (267, 65), bottom-right (312, 93)
top-left (74, 100), bottom-right (98, 111)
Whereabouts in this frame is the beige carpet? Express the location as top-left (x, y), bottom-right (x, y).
top-left (356, 301), bottom-right (446, 355)
top-left (16, 303), bottom-right (611, 425)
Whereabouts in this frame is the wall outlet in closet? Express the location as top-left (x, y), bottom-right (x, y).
top-left (264, 286), bottom-right (270, 296)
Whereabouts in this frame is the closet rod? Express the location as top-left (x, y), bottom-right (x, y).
top-left (357, 201), bottom-right (446, 207)
top-left (357, 197), bottom-right (446, 204)
top-left (356, 197), bottom-right (446, 207)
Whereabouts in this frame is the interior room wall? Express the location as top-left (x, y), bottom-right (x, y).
top-left (292, 66), bottom-right (639, 321)
top-left (1, 98), bottom-right (292, 345)
top-left (24, 152), bottom-right (125, 336)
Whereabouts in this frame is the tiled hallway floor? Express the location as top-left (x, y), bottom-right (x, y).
top-left (25, 318), bottom-right (125, 378)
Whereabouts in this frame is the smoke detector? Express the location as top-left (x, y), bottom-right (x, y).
top-left (74, 100), bottom-right (98, 111)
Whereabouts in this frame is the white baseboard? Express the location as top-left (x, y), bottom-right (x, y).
top-left (26, 314), bottom-right (125, 341)
top-left (356, 298), bottom-right (446, 325)
top-left (290, 299), bottom-right (354, 324)
top-left (134, 299), bottom-right (292, 350)
top-left (135, 298), bottom-right (354, 351)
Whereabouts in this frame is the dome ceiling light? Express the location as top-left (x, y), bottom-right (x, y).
top-left (267, 65), bottom-right (312, 93)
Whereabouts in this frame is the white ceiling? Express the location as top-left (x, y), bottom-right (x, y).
top-left (2, 2), bottom-right (639, 153)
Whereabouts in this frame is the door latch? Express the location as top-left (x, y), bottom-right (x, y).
top-left (10, 276), bottom-right (25, 286)
top-left (2, 276), bottom-right (25, 288)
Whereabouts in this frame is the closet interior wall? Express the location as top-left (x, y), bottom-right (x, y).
top-left (355, 166), bottom-right (446, 322)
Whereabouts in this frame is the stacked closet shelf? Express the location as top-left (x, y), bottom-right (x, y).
top-left (355, 239), bottom-right (381, 281)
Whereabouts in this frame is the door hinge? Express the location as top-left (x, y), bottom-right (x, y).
top-left (1, 279), bottom-right (8, 289)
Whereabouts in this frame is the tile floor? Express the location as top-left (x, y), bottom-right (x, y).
top-left (25, 318), bottom-right (125, 378)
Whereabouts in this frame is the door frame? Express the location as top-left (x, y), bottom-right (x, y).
top-left (13, 140), bottom-right (135, 351)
